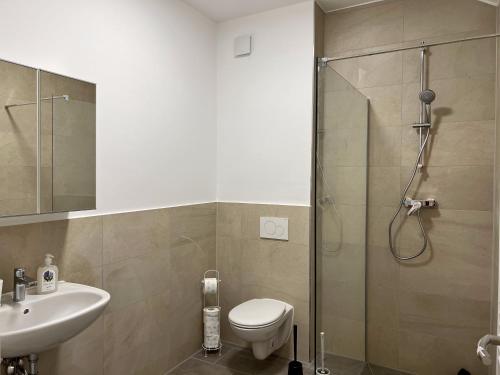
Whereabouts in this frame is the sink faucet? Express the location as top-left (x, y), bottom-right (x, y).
top-left (13, 268), bottom-right (36, 302)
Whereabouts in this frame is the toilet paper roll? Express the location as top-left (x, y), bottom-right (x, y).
top-left (203, 278), bottom-right (218, 295)
top-left (203, 307), bottom-right (220, 349)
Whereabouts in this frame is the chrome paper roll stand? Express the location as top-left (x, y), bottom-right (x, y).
top-left (201, 270), bottom-right (222, 357)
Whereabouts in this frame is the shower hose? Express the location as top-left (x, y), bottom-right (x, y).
top-left (388, 127), bottom-right (430, 261)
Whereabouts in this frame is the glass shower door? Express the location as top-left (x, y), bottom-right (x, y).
top-left (315, 62), bottom-right (369, 373)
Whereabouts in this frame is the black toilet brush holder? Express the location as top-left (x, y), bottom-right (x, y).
top-left (288, 324), bottom-right (303, 375)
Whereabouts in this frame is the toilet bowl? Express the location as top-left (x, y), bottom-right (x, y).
top-left (228, 298), bottom-right (294, 360)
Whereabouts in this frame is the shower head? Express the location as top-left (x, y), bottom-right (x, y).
top-left (419, 89), bottom-right (436, 105)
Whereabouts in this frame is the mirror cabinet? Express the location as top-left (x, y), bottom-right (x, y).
top-left (0, 59), bottom-right (96, 217)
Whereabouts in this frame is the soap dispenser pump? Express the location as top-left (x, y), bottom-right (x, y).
top-left (37, 254), bottom-right (59, 294)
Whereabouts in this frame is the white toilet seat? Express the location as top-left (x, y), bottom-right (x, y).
top-left (229, 298), bottom-right (285, 328)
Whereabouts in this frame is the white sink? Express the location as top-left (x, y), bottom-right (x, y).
top-left (0, 282), bottom-right (110, 358)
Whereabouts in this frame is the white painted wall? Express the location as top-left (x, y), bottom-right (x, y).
top-left (216, 1), bottom-right (315, 205)
top-left (0, 0), bottom-right (315, 226)
top-left (0, 0), bottom-right (217, 223)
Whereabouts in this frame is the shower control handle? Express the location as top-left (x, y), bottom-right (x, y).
top-left (403, 197), bottom-right (437, 216)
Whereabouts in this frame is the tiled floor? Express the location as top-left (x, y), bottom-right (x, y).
top-left (167, 343), bottom-right (313, 375)
top-left (319, 354), bottom-right (414, 375)
top-left (166, 345), bottom-right (412, 375)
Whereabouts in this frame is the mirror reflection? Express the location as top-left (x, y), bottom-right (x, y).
top-left (0, 60), bottom-right (96, 217)
top-left (40, 71), bottom-right (96, 213)
top-left (0, 60), bottom-right (37, 216)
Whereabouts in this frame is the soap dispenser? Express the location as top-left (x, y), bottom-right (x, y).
top-left (37, 254), bottom-right (59, 294)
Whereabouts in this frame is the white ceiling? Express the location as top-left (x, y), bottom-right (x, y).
top-left (182, 0), bottom-right (307, 22)
top-left (184, 0), bottom-right (499, 22)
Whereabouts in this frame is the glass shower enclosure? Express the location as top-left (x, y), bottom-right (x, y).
top-left (314, 35), bottom-right (498, 375)
top-left (315, 63), bottom-right (369, 373)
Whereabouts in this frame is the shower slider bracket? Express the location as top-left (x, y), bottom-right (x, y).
top-left (412, 122), bottom-right (431, 129)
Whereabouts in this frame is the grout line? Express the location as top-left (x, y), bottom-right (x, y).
top-left (163, 350), bottom-right (201, 375)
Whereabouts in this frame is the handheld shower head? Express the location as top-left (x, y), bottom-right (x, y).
top-left (419, 89), bottom-right (436, 105)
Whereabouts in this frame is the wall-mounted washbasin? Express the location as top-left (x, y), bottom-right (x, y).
top-left (0, 282), bottom-right (110, 358)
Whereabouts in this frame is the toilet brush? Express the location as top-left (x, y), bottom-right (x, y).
top-left (288, 324), bottom-right (303, 375)
top-left (316, 332), bottom-right (330, 375)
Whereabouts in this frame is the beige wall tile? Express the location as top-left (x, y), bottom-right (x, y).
top-left (360, 85), bottom-right (402, 128)
top-left (103, 301), bottom-right (151, 370)
top-left (403, 38), bottom-right (496, 84)
top-left (401, 121), bottom-right (495, 167)
top-left (402, 75), bottom-right (496, 125)
top-left (323, 166), bottom-right (366, 205)
top-left (403, 0), bottom-right (496, 42)
top-left (368, 167), bottom-right (401, 206)
top-left (322, 128), bottom-right (367, 167)
top-left (366, 323), bottom-right (399, 369)
top-left (367, 245), bottom-right (399, 290)
top-left (329, 52), bottom-right (403, 90)
top-left (402, 165), bottom-right (493, 211)
top-left (319, 204), bottom-right (366, 252)
top-left (398, 329), bottom-right (487, 375)
top-left (323, 90), bottom-right (370, 130)
top-left (38, 317), bottom-right (104, 375)
top-left (216, 203), bottom-right (243, 238)
top-left (103, 249), bottom-right (170, 312)
top-left (398, 209), bottom-right (492, 299)
top-left (102, 209), bottom-right (162, 265)
top-left (398, 289), bottom-right (490, 375)
top-left (367, 206), bottom-right (401, 248)
top-left (40, 217), bottom-right (103, 286)
top-left (398, 290), bottom-right (490, 343)
top-left (166, 203), bottom-right (216, 248)
top-left (368, 126), bottom-right (401, 167)
top-left (324, 1), bottom-right (404, 55)
top-left (322, 313), bottom-right (365, 360)
top-left (0, 223), bottom-right (41, 291)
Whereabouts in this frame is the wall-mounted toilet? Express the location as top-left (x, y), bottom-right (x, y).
top-left (228, 298), bottom-right (294, 360)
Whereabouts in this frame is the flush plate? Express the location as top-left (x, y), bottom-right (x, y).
top-left (260, 217), bottom-right (288, 241)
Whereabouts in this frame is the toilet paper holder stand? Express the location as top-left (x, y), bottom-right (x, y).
top-left (202, 270), bottom-right (221, 307)
top-left (202, 270), bottom-right (222, 356)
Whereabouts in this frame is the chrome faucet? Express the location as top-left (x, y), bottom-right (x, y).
top-left (13, 268), bottom-right (36, 302)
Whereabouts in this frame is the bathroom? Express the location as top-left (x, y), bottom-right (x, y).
top-left (0, 0), bottom-right (499, 374)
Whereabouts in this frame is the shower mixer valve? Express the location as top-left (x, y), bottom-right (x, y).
top-left (403, 197), bottom-right (437, 216)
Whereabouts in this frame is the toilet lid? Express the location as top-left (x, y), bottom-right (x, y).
top-left (229, 299), bottom-right (286, 328)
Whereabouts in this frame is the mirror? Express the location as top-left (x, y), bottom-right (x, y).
top-left (0, 60), bottom-right (38, 216)
top-left (40, 71), bottom-right (96, 214)
top-left (0, 59), bottom-right (96, 217)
